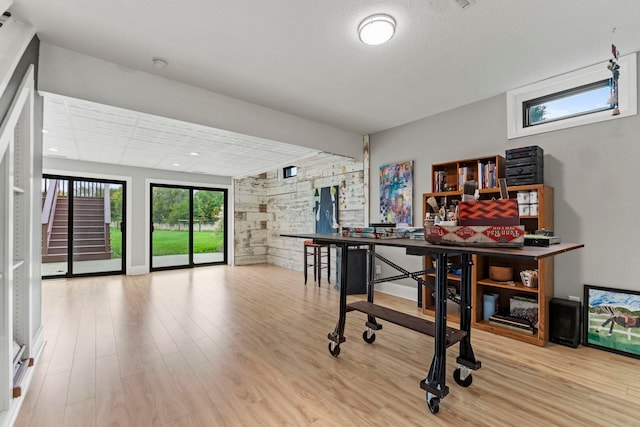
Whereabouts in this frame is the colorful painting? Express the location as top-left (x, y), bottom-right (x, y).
top-left (379, 161), bottom-right (413, 225)
top-left (313, 186), bottom-right (339, 233)
top-left (584, 284), bottom-right (640, 359)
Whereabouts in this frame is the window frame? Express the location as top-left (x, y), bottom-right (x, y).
top-left (507, 53), bottom-right (637, 139)
top-left (283, 165), bottom-right (297, 179)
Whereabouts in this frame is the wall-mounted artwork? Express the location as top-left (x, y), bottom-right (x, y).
top-left (314, 186), bottom-right (339, 233)
top-left (380, 161), bottom-right (413, 225)
top-left (584, 284), bottom-right (640, 359)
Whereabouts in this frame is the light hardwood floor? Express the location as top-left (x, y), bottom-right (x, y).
top-left (15, 264), bottom-right (639, 426)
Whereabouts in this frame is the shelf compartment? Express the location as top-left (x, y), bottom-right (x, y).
top-left (425, 272), bottom-right (462, 282)
top-left (474, 320), bottom-right (543, 345)
top-left (477, 278), bottom-right (539, 293)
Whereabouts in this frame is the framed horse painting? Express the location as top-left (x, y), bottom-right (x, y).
top-left (583, 284), bottom-right (640, 359)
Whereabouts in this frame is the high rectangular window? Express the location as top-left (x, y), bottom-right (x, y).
top-left (524, 79), bottom-right (613, 127)
top-left (507, 53), bottom-right (637, 139)
top-left (283, 165), bottom-right (297, 178)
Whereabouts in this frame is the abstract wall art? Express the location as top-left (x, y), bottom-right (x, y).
top-left (379, 161), bottom-right (413, 225)
top-left (313, 185), bottom-right (339, 233)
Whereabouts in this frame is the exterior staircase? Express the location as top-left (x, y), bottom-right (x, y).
top-left (42, 195), bottom-right (112, 263)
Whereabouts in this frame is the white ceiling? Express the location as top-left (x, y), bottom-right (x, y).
top-left (41, 93), bottom-right (318, 177)
top-left (8, 0), bottom-right (640, 175)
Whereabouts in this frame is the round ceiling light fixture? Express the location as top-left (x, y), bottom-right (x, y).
top-left (358, 14), bottom-right (396, 45)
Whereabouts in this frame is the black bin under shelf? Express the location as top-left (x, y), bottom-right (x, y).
top-left (335, 247), bottom-right (367, 295)
top-left (549, 298), bottom-right (581, 348)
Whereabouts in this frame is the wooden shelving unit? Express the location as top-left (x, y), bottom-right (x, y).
top-left (432, 155), bottom-right (505, 192)
top-left (422, 154), bottom-right (554, 346)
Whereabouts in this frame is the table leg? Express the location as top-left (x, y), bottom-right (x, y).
top-left (313, 246), bottom-right (320, 286)
top-left (364, 245), bottom-right (381, 337)
top-left (420, 251), bottom-right (449, 413)
top-left (327, 244), bottom-right (331, 283)
top-left (456, 253), bottom-right (481, 373)
top-left (303, 245), bottom-right (308, 284)
top-left (328, 243), bottom-right (348, 356)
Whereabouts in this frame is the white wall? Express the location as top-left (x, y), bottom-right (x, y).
top-left (44, 157), bottom-right (231, 274)
top-left (37, 43), bottom-right (364, 159)
top-left (370, 53), bottom-right (640, 299)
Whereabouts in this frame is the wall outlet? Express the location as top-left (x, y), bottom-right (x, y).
top-left (375, 264), bottom-right (381, 275)
top-left (568, 295), bottom-right (581, 302)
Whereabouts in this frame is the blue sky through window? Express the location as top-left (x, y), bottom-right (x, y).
top-left (543, 86), bottom-right (611, 120)
top-left (529, 83), bottom-right (612, 125)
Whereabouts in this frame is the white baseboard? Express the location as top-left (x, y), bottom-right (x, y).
top-left (375, 281), bottom-right (418, 301)
top-left (129, 265), bottom-right (148, 275)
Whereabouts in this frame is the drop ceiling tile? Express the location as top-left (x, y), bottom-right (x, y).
top-left (42, 94), bottom-right (320, 177)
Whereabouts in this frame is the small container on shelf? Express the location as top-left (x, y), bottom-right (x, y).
top-left (517, 191), bottom-right (530, 204)
top-left (483, 293), bottom-right (499, 320)
top-left (520, 270), bottom-right (538, 288)
top-left (489, 266), bottom-right (513, 282)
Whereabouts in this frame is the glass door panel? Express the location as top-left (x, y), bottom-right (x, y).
top-left (193, 188), bottom-right (226, 265)
top-left (72, 180), bottom-right (125, 275)
top-left (41, 178), bottom-right (69, 277)
top-left (151, 186), bottom-right (191, 269)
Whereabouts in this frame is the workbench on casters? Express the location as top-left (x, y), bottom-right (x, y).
top-left (282, 233), bottom-right (584, 414)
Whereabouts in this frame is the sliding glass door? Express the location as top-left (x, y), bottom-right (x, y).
top-left (150, 186), bottom-right (190, 269)
top-left (150, 184), bottom-right (227, 271)
top-left (42, 175), bottom-right (126, 278)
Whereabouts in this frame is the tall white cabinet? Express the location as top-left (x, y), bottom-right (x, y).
top-left (0, 65), bottom-right (44, 426)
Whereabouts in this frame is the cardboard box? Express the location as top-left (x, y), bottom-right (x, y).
top-left (424, 225), bottom-right (525, 247)
top-left (458, 199), bottom-right (520, 226)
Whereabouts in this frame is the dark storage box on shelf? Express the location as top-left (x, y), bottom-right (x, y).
top-left (505, 145), bottom-right (544, 186)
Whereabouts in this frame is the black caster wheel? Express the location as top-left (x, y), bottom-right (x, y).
top-left (453, 367), bottom-right (473, 387)
top-left (362, 330), bottom-right (376, 344)
top-left (427, 394), bottom-right (440, 414)
top-left (328, 342), bottom-right (341, 357)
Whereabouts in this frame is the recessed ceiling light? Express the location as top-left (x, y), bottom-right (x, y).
top-left (152, 57), bottom-right (168, 68)
top-left (48, 147), bottom-right (59, 152)
top-left (189, 152), bottom-right (200, 156)
top-left (42, 129), bottom-right (49, 134)
top-left (358, 14), bottom-right (396, 45)
top-left (172, 163), bottom-right (181, 167)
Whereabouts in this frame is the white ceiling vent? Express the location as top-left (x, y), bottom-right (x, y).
top-left (451, 0), bottom-right (476, 10)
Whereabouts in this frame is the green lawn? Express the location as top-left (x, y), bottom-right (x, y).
top-left (110, 227), bottom-right (122, 258)
top-left (110, 228), bottom-right (224, 257)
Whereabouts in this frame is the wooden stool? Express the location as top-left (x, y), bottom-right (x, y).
top-left (304, 240), bottom-right (330, 286)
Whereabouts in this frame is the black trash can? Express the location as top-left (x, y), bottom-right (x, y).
top-left (335, 247), bottom-right (367, 295)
